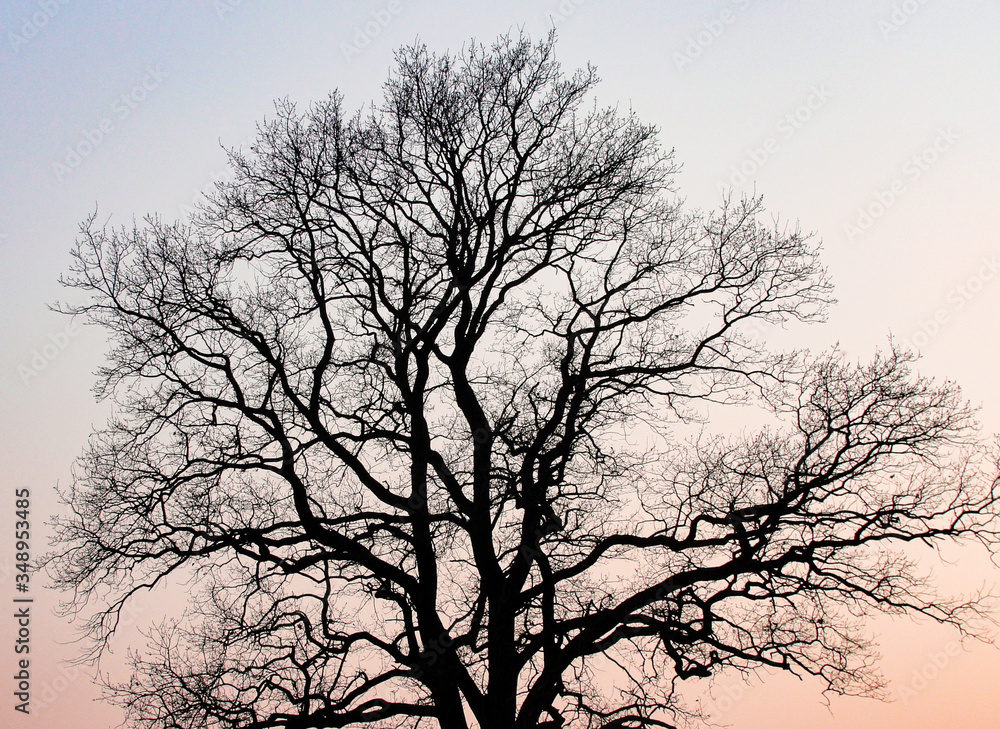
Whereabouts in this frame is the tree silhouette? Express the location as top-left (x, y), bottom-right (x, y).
top-left (50, 33), bottom-right (999, 729)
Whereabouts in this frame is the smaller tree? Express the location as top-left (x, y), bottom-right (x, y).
top-left (50, 32), bottom-right (999, 729)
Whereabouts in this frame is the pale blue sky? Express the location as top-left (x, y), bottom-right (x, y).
top-left (2, 2), bottom-right (999, 727)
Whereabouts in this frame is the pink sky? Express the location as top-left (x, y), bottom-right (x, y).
top-left (2, 1), bottom-right (999, 726)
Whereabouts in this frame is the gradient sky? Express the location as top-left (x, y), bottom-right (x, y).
top-left (2, 1), bottom-right (999, 727)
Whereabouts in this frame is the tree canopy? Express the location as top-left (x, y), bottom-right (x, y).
top-left (50, 32), bottom-right (999, 729)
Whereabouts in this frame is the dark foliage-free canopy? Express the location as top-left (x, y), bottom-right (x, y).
top-left (50, 33), bottom-right (999, 729)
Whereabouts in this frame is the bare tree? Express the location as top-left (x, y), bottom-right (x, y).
top-left (50, 33), bottom-right (999, 729)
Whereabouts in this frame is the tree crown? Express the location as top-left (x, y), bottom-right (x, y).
top-left (50, 32), bottom-right (998, 729)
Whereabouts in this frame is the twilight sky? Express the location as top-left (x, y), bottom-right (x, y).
top-left (1, 1), bottom-right (999, 727)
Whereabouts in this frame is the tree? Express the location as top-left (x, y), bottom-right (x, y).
top-left (50, 33), bottom-right (999, 729)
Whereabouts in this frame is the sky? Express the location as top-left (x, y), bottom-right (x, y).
top-left (1, 0), bottom-right (999, 727)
